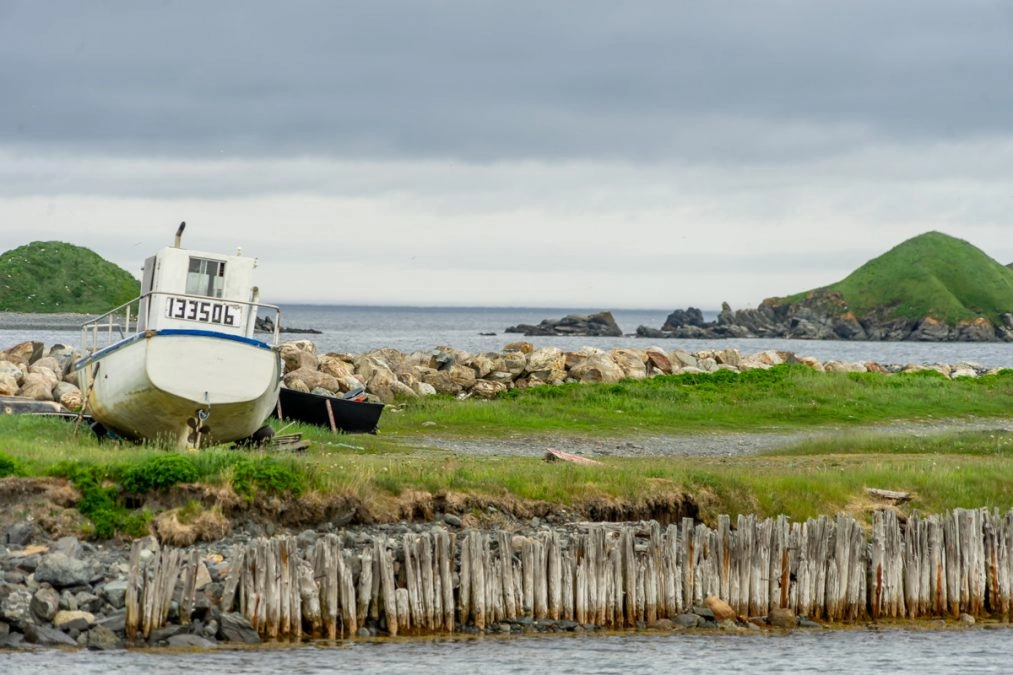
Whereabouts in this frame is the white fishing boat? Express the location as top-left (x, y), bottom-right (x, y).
top-left (73, 223), bottom-right (282, 447)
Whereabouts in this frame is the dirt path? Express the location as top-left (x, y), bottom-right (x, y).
top-left (416, 416), bottom-right (1013, 458)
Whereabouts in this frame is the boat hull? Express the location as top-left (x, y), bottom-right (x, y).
top-left (74, 330), bottom-right (282, 447)
top-left (274, 387), bottom-right (384, 433)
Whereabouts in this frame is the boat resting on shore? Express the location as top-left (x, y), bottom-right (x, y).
top-left (273, 386), bottom-right (384, 434)
top-left (72, 223), bottom-right (283, 448)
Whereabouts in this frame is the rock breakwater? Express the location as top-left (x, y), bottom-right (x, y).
top-left (1, 338), bottom-right (1005, 408)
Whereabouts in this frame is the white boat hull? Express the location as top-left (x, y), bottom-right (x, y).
top-left (75, 330), bottom-right (281, 447)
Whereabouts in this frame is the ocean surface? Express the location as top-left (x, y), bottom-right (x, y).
top-left (2, 627), bottom-right (1011, 674)
top-left (2, 304), bottom-right (1012, 367)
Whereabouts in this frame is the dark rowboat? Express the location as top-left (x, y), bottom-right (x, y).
top-left (1, 396), bottom-right (71, 416)
top-left (273, 387), bottom-right (384, 434)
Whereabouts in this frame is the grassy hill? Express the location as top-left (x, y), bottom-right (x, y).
top-left (0, 241), bottom-right (140, 313)
top-left (778, 232), bottom-right (1013, 326)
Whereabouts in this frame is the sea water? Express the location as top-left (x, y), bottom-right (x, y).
top-left (2, 305), bottom-right (1012, 367)
top-left (1, 627), bottom-right (1010, 674)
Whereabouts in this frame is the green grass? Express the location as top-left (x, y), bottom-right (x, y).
top-left (1, 364), bottom-right (1011, 536)
top-left (378, 365), bottom-right (1013, 438)
top-left (0, 240), bottom-right (140, 313)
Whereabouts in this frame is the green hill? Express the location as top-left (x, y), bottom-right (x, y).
top-left (780, 231), bottom-right (1013, 326)
top-left (0, 241), bottom-right (140, 313)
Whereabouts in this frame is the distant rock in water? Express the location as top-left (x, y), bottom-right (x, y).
top-left (255, 315), bottom-right (322, 335)
top-left (505, 311), bottom-right (623, 337)
top-left (637, 297), bottom-right (1013, 342)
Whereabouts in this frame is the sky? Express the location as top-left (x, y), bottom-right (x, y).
top-left (1, 0), bottom-right (1011, 311)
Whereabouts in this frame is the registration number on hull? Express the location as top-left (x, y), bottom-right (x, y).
top-left (165, 296), bottom-right (242, 327)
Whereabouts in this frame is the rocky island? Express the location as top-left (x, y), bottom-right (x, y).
top-left (505, 311), bottom-right (622, 337)
top-left (638, 232), bottom-right (1013, 342)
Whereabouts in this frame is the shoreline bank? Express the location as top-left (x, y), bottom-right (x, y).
top-left (3, 508), bottom-right (1010, 651)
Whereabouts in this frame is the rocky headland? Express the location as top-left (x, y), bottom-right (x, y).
top-left (636, 296), bottom-right (1013, 342)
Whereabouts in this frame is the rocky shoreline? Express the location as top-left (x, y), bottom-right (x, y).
top-left (1, 509), bottom-right (1000, 651)
top-left (3, 335), bottom-right (1004, 411)
top-left (637, 298), bottom-right (1013, 342)
top-left (0, 522), bottom-right (814, 651)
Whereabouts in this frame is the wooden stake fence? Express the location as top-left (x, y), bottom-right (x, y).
top-left (125, 507), bottom-right (1013, 640)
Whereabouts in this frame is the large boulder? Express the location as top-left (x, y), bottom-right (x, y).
top-left (218, 612), bottom-right (261, 643)
top-left (53, 382), bottom-right (82, 410)
top-left (610, 348), bottom-right (648, 380)
top-left (568, 352), bottom-right (626, 384)
top-left (279, 342), bottom-right (319, 373)
top-left (768, 607), bottom-right (797, 628)
top-left (30, 587), bottom-right (61, 623)
top-left (2, 341), bottom-right (41, 366)
top-left (283, 367), bottom-right (339, 394)
top-left (0, 372), bottom-right (18, 396)
top-left (525, 347), bottom-right (566, 384)
top-left (470, 380), bottom-right (508, 399)
top-left (317, 354), bottom-right (355, 379)
top-left (703, 595), bottom-right (736, 621)
top-left (17, 372), bottom-right (55, 401)
top-left (34, 552), bottom-right (94, 588)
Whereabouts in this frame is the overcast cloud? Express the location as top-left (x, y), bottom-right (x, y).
top-left (1, 0), bottom-right (1011, 309)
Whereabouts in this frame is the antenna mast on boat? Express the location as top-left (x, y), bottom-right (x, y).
top-left (174, 221), bottom-right (186, 248)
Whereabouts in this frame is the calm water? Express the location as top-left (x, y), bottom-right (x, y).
top-left (2, 628), bottom-right (1011, 674)
top-left (2, 304), bottom-right (1012, 367)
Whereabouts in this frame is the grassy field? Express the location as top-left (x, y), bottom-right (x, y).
top-left (1, 365), bottom-right (1011, 537)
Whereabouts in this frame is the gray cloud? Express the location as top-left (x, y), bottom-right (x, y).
top-left (4, 0), bottom-right (1013, 165)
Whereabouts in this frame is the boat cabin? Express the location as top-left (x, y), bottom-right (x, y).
top-left (136, 244), bottom-right (261, 339)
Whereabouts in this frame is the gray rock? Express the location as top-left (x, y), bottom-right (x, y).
top-left (0, 587), bottom-right (34, 629)
top-left (673, 613), bottom-right (701, 628)
top-left (218, 611), bottom-right (261, 643)
top-left (97, 609), bottom-right (126, 634)
top-left (5, 521), bottom-right (36, 546)
top-left (768, 607), bottom-right (797, 629)
top-left (692, 606), bottom-right (716, 620)
top-left (297, 529), bottom-right (318, 549)
top-left (149, 624), bottom-right (186, 642)
top-left (167, 634), bottom-right (218, 648)
top-left (798, 617), bottom-right (823, 629)
top-left (35, 552), bottom-right (93, 588)
top-left (53, 609), bottom-right (96, 632)
top-left (101, 579), bottom-right (129, 609)
top-left (443, 514), bottom-right (462, 528)
top-left (51, 536), bottom-right (84, 559)
top-left (24, 623), bottom-right (78, 646)
top-left (75, 590), bottom-right (103, 614)
top-left (30, 587), bottom-right (61, 622)
top-left (86, 624), bottom-right (123, 650)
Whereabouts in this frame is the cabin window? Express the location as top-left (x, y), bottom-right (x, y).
top-left (185, 257), bottom-right (226, 298)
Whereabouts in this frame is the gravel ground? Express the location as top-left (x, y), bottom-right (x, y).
top-left (415, 416), bottom-right (1013, 458)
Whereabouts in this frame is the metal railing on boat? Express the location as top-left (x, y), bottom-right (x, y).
top-left (80, 291), bottom-right (282, 353)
